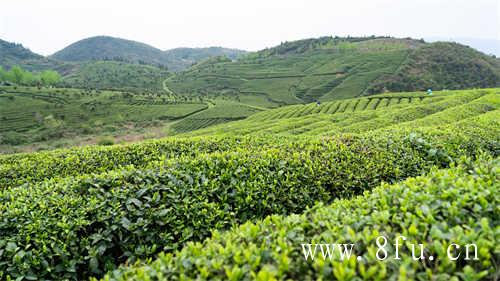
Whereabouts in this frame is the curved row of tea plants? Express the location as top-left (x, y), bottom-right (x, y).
top-left (1, 126), bottom-right (495, 280)
top-left (0, 137), bottom-right (282, 188)
top-left (102, 156), bottom-right (499, 281)
top-left (185, 89), bottom-right (498, 137)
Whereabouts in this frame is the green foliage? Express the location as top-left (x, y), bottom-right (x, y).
top-left (186, 88), bottom-right (499, 138)
top-left (367, 42), bottom-right (500, 93)
top-left (51, 35), bottom-right (246, 72)
top-left (97, 136), bottom-right (115, 146)
top-left (0, 86), bottom-right (207, 146)
top-left (0, 66), bottom-right (60, 86)
top-left (165, 38), bottom-right (499, 105)
top-left (0, 137), bottom-right (249, 188)
top-left (40, 70), bottom-right (61, 85)
top-left (0, 114), bottom-right (497, 279)
top-left (102, 157), bottom-right (499, 280)
top-left (60, 61), bottom-right (169, 91)
top-left (171, 102), bottom-right (262, 133)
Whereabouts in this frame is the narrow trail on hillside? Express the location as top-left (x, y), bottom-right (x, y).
top-left (162, 79), bottom-right (176, 96)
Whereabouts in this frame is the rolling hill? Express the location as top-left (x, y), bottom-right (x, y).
top-left (51, 36), bottom-right (169, 68)
top-left (59, 61), bottom-right (170, 91)
top-left (0, 38), bottom-right (170, 90)
top-left (184, 88), bottom-right (500, 137)
top-left (51, 35), bottom-right (246, 71)
top-left (0, 39), bottom-right (74, 74)
top-left (165, 36), bottom-right (500, 105)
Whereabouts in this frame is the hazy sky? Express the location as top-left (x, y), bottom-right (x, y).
top-left (1, 0), bottom-right (498, 55)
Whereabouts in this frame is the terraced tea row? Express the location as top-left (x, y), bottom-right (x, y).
top-left (187, 89), bottom-right (499, 136)
top-left (0, 86), bottom-right (208, 134)
top-left (0, 137), bottom-right (278, 188)
top-left (0, 113), bottom-right (498, 280)
top-left (102, 156), bottom-right (499, 280)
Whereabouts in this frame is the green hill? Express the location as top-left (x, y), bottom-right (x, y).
top-left (50, 36), bottom-right (168, 67)
top-left (0, 85), bottom-right (206, 147)
top-left (51, 36), bottom-right (246, 71)
top-left (367, 42), bottom-right (500, 93)
top-left (185, 88), bottom-right (499, 137)
top-left (0, 39), bottom-right (73, 74)
top-left (165, 37), bottom-right (500, 106)
top-left (60, 61), bottom-right (170, 91)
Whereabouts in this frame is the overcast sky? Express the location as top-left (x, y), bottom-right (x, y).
top-left (1, 0), bottom-right (498, 55)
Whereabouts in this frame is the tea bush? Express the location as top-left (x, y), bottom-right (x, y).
top-left (0, 126), bottom-right (497, 280)
top-left (102, 157), bottom-right (499, 280)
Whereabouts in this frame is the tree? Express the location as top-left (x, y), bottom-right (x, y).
top-left (10, 66), bottom-right (25, 84)
top-left (40, 70), bottom-right (61, 86)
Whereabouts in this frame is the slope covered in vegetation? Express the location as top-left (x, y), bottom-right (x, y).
top-left (51, 36), bottom-right (170, 68)
top-left (367, 42), bottom-right (500, 93)
top-left (60, 61), bottom-right (170, 91)
top-left (0, 87), bottom-right (498, 279)
top-left (51, 36), bottom-right (246, 71)
top-left (0, 39), bottom-right (72, 73)
top-left (165, 37), bottom-right (500, 106)
top-left (0, 85), bottom-right (205, 147)
top-left (186, 88), bottom-right (499, 137)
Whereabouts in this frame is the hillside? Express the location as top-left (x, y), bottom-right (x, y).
top-left (164, 47), bottom-right (246, 71)
top-left (0, 39), bottom-right (73, 74)
top-left (367, 42), bottom-right (500, 93)
top-left (51, 36), bottom-right (169, 68)
top-left (51, 36), bottom-right (246, 71)
top-left (0, 87), bottom-right (498, 280)
top-left (0, 85), bottom-right (203, 147)
top-left (165, 37), bottom-right (500, 105)
top-left (0, 38), bottom-right (173, 91)
top-left (60, 61), bottom-right (170, 91)
top-left (0, 85), bottom-right (261, 150)
top-left (184, 88), bottom-right (500, 137)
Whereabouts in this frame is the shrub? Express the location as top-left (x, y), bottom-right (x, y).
top-left (97, 136), bottom-right (115, 146)
top-left (0, 131), bottom-right (496, 280)
top-left (0, 131), bottom-right (25, 145)
top-left (102, 157), bottom-right (499, 280)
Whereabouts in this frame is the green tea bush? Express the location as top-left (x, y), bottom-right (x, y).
top-left (97, 136), bottom-right (115, 146)
top-left (0, 129), bottom-right (496, 280)
top-left (102, 156), bottom-right (499, 281)
top-left (0, 137), bottom-right (278, 188)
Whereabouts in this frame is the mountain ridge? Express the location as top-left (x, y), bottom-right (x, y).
top-left (50, 35), bottom-right (247, 71)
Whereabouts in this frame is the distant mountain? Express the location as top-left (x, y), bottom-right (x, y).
top-left (51, 36), bottom-right (247, 71)
top-left (51, 36), bottom-right (169, 68)
top-left (164, 47), bottom-right (246, 71)
top-left (2, 36), bottom-right (498, 97)
top-left (0, 39), bottom-right (42, 62)
top-left (0, 39), bottom-right (72, 73)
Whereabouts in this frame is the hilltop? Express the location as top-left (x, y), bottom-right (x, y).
top-left (0, 39), bottom-right (72, 74)
top-left (50, 35), bottom-right (246, 71)
top-left (164, 47), bottom-right (246, 71)
top-left (51, 36), bottom-right (169, 68)
top-left (164, 36), bottom-right (500, 105)
top-left (3, 36), bottom-right (498, 98)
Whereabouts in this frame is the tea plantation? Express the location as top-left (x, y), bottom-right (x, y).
top-left (0, 86), bottom-right (260, 149)
top-left (0, 88), bottom-right (498, 280)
